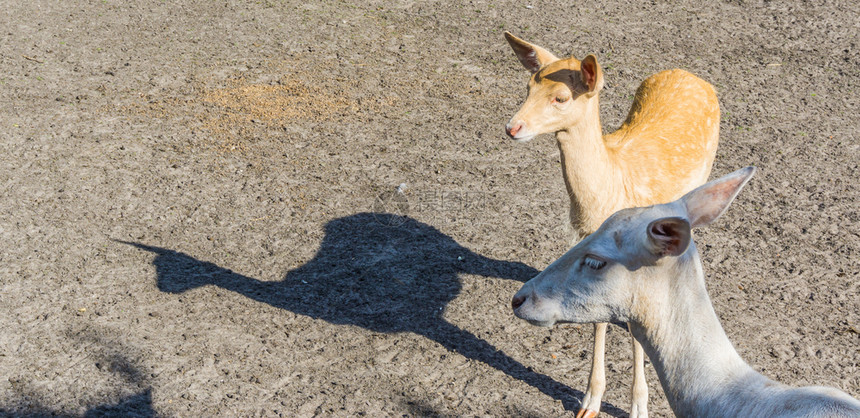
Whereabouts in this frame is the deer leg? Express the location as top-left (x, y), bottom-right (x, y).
top-left (630, 325), bottom-right (649, 418)
top-left (577, 322), bottom-right (607, 418)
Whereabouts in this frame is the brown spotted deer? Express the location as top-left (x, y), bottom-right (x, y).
top-left (512, 167), bottom-right (860, 417)
top-left (504, 32), bottom-right (721, 417)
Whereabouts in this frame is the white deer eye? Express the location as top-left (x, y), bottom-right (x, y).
top-left (583, 255), bottom-right (606, 270)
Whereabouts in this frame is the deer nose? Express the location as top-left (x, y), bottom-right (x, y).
top-left (506, 122), bottom-right (523, 138)
top-left (511, 294), bottom-right (526, 309)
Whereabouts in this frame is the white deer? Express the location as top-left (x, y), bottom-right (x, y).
top-left (512, 167), bottom-right (860, 417)
top-left (504, 32), bottom-right (721, 417)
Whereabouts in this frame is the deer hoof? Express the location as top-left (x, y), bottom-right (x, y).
top-left (576, 408), bottom-right (599, 418)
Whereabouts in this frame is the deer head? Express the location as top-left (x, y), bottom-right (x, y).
top-left (511, 167), bottom-right (756, 326)
top-left (504, 32), bottom-right (604, 142)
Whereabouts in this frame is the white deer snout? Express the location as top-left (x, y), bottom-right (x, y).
top-left (511, 284), bottom-right (559, 327)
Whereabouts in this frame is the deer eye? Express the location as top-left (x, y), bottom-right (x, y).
top-left (583, 255), bottom-right (606, 270)
top-left (553, 96), bottom-right (569, 104)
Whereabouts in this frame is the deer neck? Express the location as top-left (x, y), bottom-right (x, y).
top-left (629, 250), bottom-right (765, 417)
top-left (555, 97), bottom-right (622, 234)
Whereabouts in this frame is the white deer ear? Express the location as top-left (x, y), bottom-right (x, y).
top-left (682, 167), bottom-right (756, 228)
top-left (504, 32), bottom-right (560, 73)
top-left (647, 217), bottom-right (691, 257)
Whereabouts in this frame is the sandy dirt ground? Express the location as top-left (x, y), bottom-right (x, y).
top-left (1, 0), bottom-right (858, 416)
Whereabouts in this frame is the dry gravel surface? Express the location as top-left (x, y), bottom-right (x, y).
top-left (1, 0), bottom-right (858, 416)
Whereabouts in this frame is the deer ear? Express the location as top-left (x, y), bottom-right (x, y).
top-left (682, 167), bottom-right (756, 228)
top-left (504, 31), bottom-right (560, 74)
top-left (647, 217), bottom-right (691, 257)
top-left (580, 54), bottom-right (604, 96)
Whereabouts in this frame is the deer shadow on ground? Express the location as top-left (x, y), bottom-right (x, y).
top-left (1, 329), bottom-right (156, 417)
top-left (1, 390), bottom-right (155, 418)
top-left (122, 213), bottom-right (625, 415)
